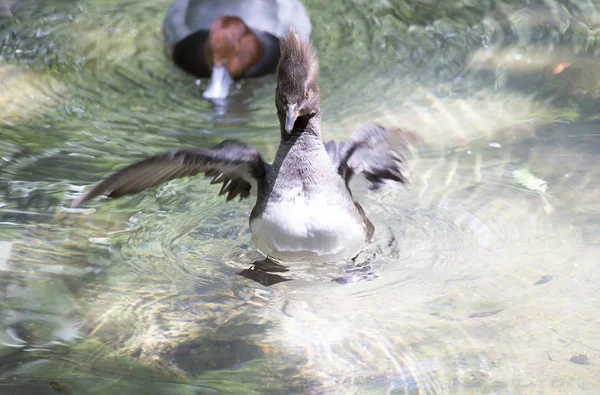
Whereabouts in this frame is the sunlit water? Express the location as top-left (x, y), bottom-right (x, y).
top-left (1, 0), bottom-right (599, 393)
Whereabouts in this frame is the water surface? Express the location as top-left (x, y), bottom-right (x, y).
top-left (1, 0), bottom-right (599, 393)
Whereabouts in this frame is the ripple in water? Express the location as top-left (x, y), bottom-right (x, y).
top-left (1, 0), bottom-right (600, 393)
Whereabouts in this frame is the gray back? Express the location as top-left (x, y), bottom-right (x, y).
top-left (163, 0), bottom-right (312, 57)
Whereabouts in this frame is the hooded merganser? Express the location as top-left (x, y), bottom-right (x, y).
top-left (72, 30), bottom-right (410, 271)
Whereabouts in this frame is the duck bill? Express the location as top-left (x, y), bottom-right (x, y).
top-left (203, 63), bottom-right (234, 100)
top-left (285, 103), bottom-right (298, 133)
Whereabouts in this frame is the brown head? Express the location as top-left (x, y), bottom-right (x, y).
top-left (275, 29), bottom-right (320, 134)
top-left (203, 16), bottom-right (263, 99)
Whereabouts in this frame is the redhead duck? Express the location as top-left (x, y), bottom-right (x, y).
top-left (163, 0), bottom-right (312, 99)
top-left (72, 30), bottom-right (410, 272)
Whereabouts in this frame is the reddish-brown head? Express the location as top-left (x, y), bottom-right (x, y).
top-left (203, 16), bottom-right (263, 99)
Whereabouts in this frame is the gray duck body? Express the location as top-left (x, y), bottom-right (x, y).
top-left (163, 0), bottom-right (312, 58)
top-left (250, 124), bottom-right (372, 263)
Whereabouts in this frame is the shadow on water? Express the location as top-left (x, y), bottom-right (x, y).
top-left (1, 0), bottom-right (600, 393)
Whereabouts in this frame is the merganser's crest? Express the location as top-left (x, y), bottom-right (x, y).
top-left (277, 29), bottom-right (319, 94)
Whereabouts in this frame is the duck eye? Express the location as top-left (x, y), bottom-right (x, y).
top-left (304, 91), bottom-right (309, 99)
top-left (276, 90), bottom-right (286, 104)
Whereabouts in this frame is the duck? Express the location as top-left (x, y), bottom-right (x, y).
top-left (162, 0), bottom-right (312, 100)
top-left (72, 30), bottom-right (411, 273)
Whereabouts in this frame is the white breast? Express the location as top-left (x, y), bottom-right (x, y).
top-left (250, 188), bottom-right (366, 263)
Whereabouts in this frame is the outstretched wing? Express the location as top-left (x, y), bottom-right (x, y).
top-left (325, 124), bottom-right (414, 189)
top-left (71, 140), bottom-right (268, 208)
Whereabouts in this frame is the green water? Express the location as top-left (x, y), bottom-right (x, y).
top-left (1, 0), bottom-right (599, 393)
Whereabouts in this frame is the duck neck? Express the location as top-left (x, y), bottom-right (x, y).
top-left (271, 109), bottom-right (327, 190)
top-left (279, 110), bottom-right (322, 142)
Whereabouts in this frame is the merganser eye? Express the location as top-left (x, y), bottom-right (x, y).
top-left (304, 91), bottom-right (309, 99)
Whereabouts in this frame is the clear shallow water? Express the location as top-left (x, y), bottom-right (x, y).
top-left (1, 0), bottom-right (599, 393)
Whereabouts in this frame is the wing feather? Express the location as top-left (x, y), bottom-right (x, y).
top-left (72, 140), bottom-right (267, 208)
top-left (325, 124), bottom-right (416, 190)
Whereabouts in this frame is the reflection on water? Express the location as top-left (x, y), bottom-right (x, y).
top-left (1, 0), bottom-right (599, 393)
